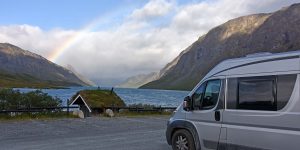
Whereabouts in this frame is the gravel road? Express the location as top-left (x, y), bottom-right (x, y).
top-left (0, 116), bottom-right (172, 150)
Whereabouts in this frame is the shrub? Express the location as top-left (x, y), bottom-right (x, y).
top-left (0, 88), bottom-right (61, 110)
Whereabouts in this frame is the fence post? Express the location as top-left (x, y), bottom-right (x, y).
top-left (160, 105), bottom-right (162, 114)
top-left (28, 105), bottom-right (31, 117)
top-left (67, 99), bottom-right (70, 116)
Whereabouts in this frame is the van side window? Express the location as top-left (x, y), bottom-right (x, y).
top-left (227, 78), bottom-right (238, 109)
top-left (192, 83), bottom-right (206, 110)
top-left (277, 74), bottom-right (297, 110)
top-left (192, 80), bottom-right (221, 110)
top-left (202, 80), bottom-right (221, 109)
top-left (238, 77), bottom-right (276, 111)
top-left (226, 74), bottom-right (297, 111)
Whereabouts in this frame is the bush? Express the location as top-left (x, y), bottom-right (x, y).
top-left (0, 88), bottom-right (61, 110)
top-left (127, 103), bottom-right (158, 108)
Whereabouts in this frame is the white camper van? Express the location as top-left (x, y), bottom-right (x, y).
top-left (166, 51), bottom-right (300, 150)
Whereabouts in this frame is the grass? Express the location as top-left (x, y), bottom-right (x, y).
top-left (116, 111), bottom-right (172, 117)
top-left (102, 103), bottom-right (174, 117)
top-left (73, 89), bottom-right (126, 108)
top-left (0, 72), bottom-right (79, 89)
top-left (0, 112), bottom-right (78, 121)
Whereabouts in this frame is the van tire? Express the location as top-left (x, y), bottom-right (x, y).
top-left (172, 129), bottom-right (196, 150)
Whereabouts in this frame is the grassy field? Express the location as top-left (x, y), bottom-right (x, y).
top-left (0, 112), bottom-right (78, 121)
top-left (116, 111), bottom-right (172, 117)
top-left (0, 72), bottom-right (79, 89)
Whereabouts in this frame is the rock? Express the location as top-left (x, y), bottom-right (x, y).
top-left (105, 109), bottom-right (114, 117)
top-left (78, 110), bottom-right (85, 119)
top-left (72, 110), bottom-right (78, 116)
top-left (73, 110), bottom-right (85, 118)
top-left (10, 112), bottom-right (16, 117)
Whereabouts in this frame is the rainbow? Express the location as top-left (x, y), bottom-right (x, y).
top-left (48, 19), bottom-right (101, 63)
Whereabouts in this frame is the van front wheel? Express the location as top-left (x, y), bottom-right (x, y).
top-left (171, 129), bottom-right (196, 150)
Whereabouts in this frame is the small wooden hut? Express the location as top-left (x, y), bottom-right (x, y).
top-left (70, 89), bottom-right (125, 117)
top-left (70, 95), bottom-right (92, 117)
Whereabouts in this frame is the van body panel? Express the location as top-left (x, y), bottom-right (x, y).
top-left (166, 51), bottom-right (300, 150)
top-left (217, 58), bottom-right (300, 77)
top-left (203, 51), bottom-right (300, 81)
top-left (185, 110), bottom-right (222, 150)
top-left (185, 79), bottom-right (225, 150)
top-left (223, 75), bottom-right (300, 150)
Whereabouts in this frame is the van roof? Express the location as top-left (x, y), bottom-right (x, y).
top-left (203, 50), bottom-right (300, 80)
top-left (223, 50), bottom-right (300, 63)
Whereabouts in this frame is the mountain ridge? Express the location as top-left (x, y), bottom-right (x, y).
top-left (141, 3), bottom-right (300, 90)
top-left (0, 43), bottom-right (93, 88)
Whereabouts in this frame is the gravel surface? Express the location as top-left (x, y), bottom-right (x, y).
top-left (0, 116), bottom-right (172, 150)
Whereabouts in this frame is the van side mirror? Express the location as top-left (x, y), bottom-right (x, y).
top-left (183, 96), bottom-right (192, 111)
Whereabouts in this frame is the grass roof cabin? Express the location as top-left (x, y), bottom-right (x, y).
top-left (70, 89), bottom-right (125, 117)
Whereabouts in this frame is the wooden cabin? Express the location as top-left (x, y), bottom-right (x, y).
top-left (69, 89), bottom-right (125, 117)
top-left (70, 95), bottom-right (92, 117)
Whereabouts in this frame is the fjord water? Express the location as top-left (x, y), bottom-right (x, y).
top-left (15, 87), bottom-right (189, 107)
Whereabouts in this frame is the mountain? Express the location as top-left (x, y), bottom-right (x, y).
top-left (141, 3), bottom-right (300, 90)
top-left (0, 43), bottom-right (93, 88)
top-left (117, 72), bottom-right (159, 88)
top-left (65, 64), bottom-right (96, 86)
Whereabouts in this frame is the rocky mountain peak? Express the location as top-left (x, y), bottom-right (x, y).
top-left (0, 43), bottom-right (93, 87)
top-left (141, 3), bottom-right (300, 90)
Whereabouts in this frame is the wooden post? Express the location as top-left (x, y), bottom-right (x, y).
top-left (160, 105), bottom-right (162, 114)
top-left (110, 87), bottom-right (114, 94)
top-left (67, 99), bottom-right (70, 116)
top-left (28, 105), bottom-right (31, 117)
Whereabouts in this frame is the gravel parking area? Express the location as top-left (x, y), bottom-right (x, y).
top-left (0, 116), bottom-right (172, 150)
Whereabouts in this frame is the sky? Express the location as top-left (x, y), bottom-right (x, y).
top-left (0, 0), bottom-right (299, 86)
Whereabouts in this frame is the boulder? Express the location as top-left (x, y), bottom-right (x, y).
top-left (105, 109), bottom-right (114, 117)
top-left (78, 110), bottom-right (84, 119)
top-left (73, 110), bottom-right (85, 118)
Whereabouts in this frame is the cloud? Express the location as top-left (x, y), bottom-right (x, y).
top-left (0, 0), bottom-right (298, 86)
top-left (130, 0), bottom-right (174, 21)
top-left (171, 0), bottom-right (300, 36)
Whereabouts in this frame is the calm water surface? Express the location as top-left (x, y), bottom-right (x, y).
top-left (15, 87), bottom-right (190, 107)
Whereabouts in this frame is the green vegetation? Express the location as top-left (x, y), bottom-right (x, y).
top-left (116, 111), bottom-right (172, 117)
top-left (127, 103), bottom-right (158, 108)
top-left (0, 112), bottom-right (77, 121)
top-left (72, 89), bottom-right (125, 108)
top-left (0, 72), bottom-right (79, 89)
top-left (118, 103), bottom-right (173, 116)
top-left (0, 88), bottom-right (69, 120)
top-left (0, 88), bottom-right (61, 110)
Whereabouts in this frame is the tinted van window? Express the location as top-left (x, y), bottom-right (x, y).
top-left (192, 83), bottom-right (206, 110)
top-left (238, 77), bottom-right (276, 110)
top-left (277, 74), bottom-right (297, 110)
top-left (227, 78), bottom-right (238, 109)
top-left (226, 74), bottom-right (297, 111)
top-left (192, 80), bottom-right (221, 110)
top-left (202, 80), bottom-right (221, 109)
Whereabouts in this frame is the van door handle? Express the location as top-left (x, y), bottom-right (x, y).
top-left (215, 110), bottom-right (220, 121)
